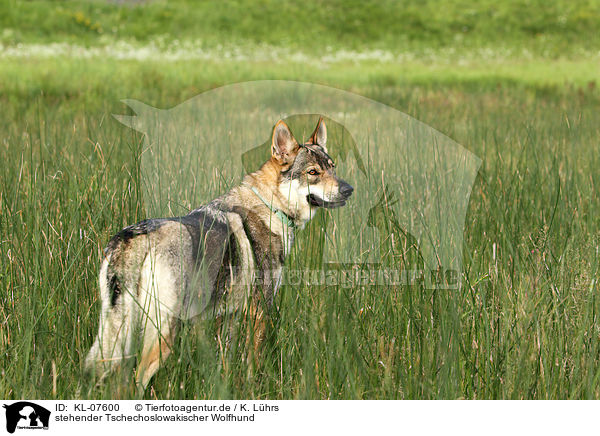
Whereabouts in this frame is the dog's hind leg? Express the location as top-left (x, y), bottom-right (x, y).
top-left (135, 320), bottom-right (176, 394)
top-left (134, 255), bottom-right (180, 393)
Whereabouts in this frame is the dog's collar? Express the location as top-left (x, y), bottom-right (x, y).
top-left (250, 187), bottom-right (296, 229)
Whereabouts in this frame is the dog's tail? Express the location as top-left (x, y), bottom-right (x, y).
top-left (84, 253), bottom-right (138, 380)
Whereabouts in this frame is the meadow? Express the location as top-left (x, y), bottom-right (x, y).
top-left (1, 0), bottom-right (600, 399)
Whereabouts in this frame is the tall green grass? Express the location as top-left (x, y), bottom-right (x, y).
top-left (1, 55), bottom-right (599, 399)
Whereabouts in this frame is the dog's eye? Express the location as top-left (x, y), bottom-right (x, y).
top-left (308, 169), bottom-right (319, 176)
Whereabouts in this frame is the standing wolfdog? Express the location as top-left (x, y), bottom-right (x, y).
top-left (85, 117), bottom-right (354, 390)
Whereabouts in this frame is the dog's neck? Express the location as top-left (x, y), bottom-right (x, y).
top-left (241, 158), bottom-right (316, 230)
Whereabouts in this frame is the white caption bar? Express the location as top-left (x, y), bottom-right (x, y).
top-left (0, 400), bottom-right (595, 435)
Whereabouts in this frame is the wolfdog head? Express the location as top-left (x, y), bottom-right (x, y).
top-left (269, 117), bottom-right (354, 221)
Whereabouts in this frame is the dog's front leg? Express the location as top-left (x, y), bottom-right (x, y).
top-left (247, 299), bottom-right (269, 355)
top-left (249, 263), bottom-right (281, 352)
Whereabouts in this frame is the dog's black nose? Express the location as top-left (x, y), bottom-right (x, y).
top-left (340, 182), bottom-right (354, 197)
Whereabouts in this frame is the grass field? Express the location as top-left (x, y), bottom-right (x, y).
top-left (1, 0), bottom-right (600, 400)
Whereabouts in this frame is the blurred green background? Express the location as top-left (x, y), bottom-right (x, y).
top-left (2, 0), bottom-right (599, 53)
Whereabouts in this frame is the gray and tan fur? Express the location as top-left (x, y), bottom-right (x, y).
top-left (85, 118), bottom-right (354, 391)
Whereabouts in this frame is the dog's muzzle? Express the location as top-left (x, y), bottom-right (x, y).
top-left (339, 181), bottom-right (354, 198)
top-left (307, 181), bottom-right (354, 209)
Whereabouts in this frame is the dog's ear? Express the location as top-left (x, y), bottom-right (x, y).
top-left (308, 117), bottom-right (327, 152)
top-left (271, 120), bottom-right (299, 165)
